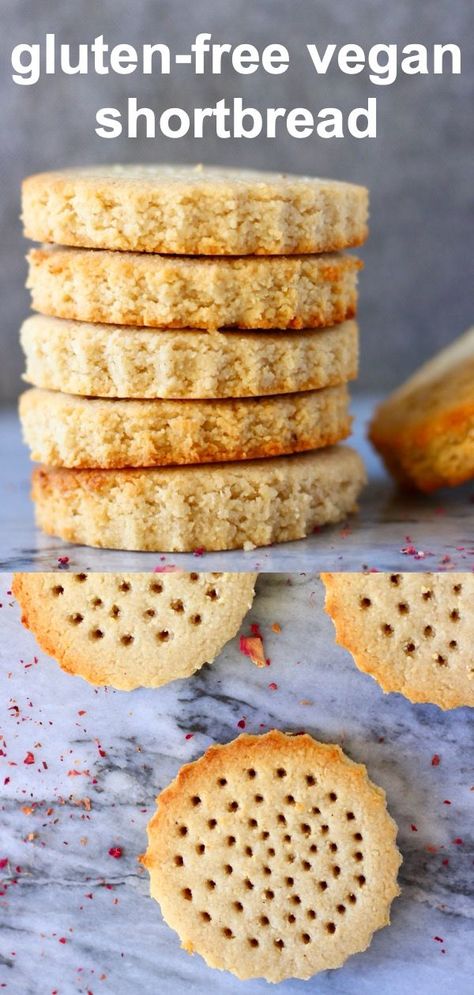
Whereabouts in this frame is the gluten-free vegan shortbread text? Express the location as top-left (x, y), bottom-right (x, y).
top-left (11, 34), bottom-right (461, 139)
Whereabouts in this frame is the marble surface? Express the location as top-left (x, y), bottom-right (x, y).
top-left (0, 573), bottom-right (472, 995)
top-left (1, 401), bottom-right (473, 573)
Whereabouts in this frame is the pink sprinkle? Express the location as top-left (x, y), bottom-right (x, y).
top-left (410, 824), bottom-right (418, 832)
top-left (185, 733), bottom-right (194, 741)
top-left (431, 755), bottom-right (441, 767)
top-left (443, 800), bottom-right (451, 805)
top-left (237, 719), bottom-right (246, 730)
top-left (108, 846), bottom-right (123, 859)
top-left (452, 837), bottom-right (463, 845)
top-left (23, 752), bottom-right (35, 765)
top-left (433, 936), bottom-right (444, 943)
top-left (57, 556), bottom-right (69, 565)
top-left (153, 565), bottom-right (177, 573)
top-left (193, 547), bottom-right (206, 557)
top-left (0, 859), bottom-right (8, 870)
top-left (268, 682), bottom-right (278, 691)
top-left (58, 937), bottom-right (67, 944)
top-left (239, 634), bottom-right (266, 668)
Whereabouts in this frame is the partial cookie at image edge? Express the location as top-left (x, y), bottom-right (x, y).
top-left (369, 326), bottom-right (474, 492)
top-left (12, 571), bottom-right (257, 690)
top-left (321, 572), bottom-right (474, 709)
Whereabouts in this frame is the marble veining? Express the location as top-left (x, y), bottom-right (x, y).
top-left (1, 399), bottom-right (473, 572)
top-left (1, 574), bottom-right (472, 994)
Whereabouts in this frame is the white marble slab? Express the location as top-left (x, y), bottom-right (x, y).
top-left (1, 399), bottom-right (473, 572)
top-left (0, 573), bottom-right (472, 994)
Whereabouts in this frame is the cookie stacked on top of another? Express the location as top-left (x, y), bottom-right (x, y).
top-left (20, 165), bottom-right (368, 552)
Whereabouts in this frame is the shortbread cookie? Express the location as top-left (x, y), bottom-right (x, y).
top-left (370, 327), bottom-right (474, 492)
top-left (141, 730), bottom-right (400, 982)
top-left (20, 315), bottom-right (359, 400)
top-left (31, 447), bottom-right (366, 552)
top-left (20, 385), bottom-right (351, 469)
top-left (27, 247), bottom-right (361, 331)
top-left (22, 165), bottom-right (368, 255)
top-left (322, 572), bottom-right (474, 709)
top-left (12, 572), bottom-right (256, 691)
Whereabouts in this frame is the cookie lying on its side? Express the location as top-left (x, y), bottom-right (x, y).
top-left (20, 315), bottom-right (359, 400)
top-left (369, 327), bottom-right (474, 492)
top-left (20, 385), bottom-right (352, 468)
top-left (27, 247), bottom-right (361, 331)
top-left (31, 447), bottom-right (366, 552)
top-left (22, 164), bottom-right (368, 255)
top-left (141, 730), bottom-right (400, 982)
top-left (322, 572), bottom-right (474, 709)
top-left (12, 572), bottom-right (256, 691)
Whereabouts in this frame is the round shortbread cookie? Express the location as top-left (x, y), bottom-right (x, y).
top-left (20, 385), bottom-right (351, 469)
top-left (20, 315), bottom-right (359, 400)
top-left (370, 326), bottom-right (474, 492)
top-left (27, 247), bottom-right (361, 331)
top-left (141, 730), bottom-right (400, 982)
top-left (22, 165), bottom-right (368, 255)
top-left (12, 571), bottom-right (256, 691)
top-left (322, 572), bottom-right (474, 709)
top-left (31, 447), bottom-right (366, 552)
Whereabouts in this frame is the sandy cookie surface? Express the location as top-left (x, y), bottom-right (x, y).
top-left (20, 385), bottom-right (351, 468)
top-left (31, 446), bottom-right (366, 552)
top-left (20, 315), bottom-right (359, 400)
top-left (27, 247), bottom-right (361, 331)
top-left (23, 164), bottom-right (368, 255)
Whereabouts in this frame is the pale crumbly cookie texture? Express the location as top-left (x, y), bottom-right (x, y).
top-left (322, 572), bottom-right (474, 710)
top-left (20, 315), bottom-right (359, 400)
top-left (20, 385), bottom-right (351, 469)
top-left (370, 326), bottom-right (474, 492)
top-left (27, 247), bottom-right (361, 331)
top-left (141, 729), bottom-right (400, 982)
top-left (31, 446), bottom-right (366, 552)
top-left (22, 165), bottom-right (369, 255)
top-left (12, 571), bottom-right (256, 691)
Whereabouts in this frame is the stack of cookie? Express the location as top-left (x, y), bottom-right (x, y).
top-left (20, 165), bottom-right (368, 552)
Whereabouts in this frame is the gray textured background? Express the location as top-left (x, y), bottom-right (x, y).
top-left (1, 0), bottom-right (473, 404)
